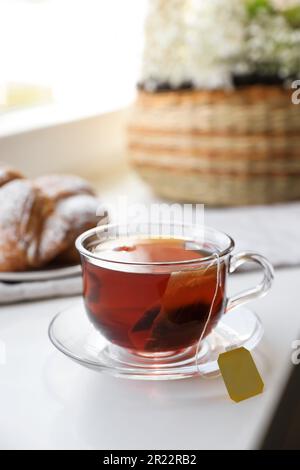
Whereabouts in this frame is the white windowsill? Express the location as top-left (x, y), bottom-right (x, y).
top-left (0, 91), bottom-right (135, 139)
top-left (0, 91), bottom-right (133, 179)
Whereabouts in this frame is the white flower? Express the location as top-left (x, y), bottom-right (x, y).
top-left (140, 0), bottom-right (191, 88)
top-left (244, 11), bottom-right (300, 77)
top-left (186, 0), bottom-right (247, 88)
top-left (140, 0), bottom-right (300, 90)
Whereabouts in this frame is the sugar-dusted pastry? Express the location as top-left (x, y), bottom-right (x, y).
top-left (0, 164), bottom-right (24, 188)
top-left (0, 179), bottom-right (51, 271)
top-left (38, 192), bottom-right (101, 266)
top-left (33, 174), bottom-right (101, 265)
top-left (0, 171), bottom-right (105, 272)
top-left (34, 174), bottom-right (94, 200)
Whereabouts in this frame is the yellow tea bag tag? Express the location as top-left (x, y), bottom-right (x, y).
top-left (218, 347), bottom-right (264, 403)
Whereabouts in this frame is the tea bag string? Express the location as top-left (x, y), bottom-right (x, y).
top-left (195, 251), bottom-right (221, 375)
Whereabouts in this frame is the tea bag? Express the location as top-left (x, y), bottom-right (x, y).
top-left (194, 253), bottom-right (264, 402)
top-left (145, 269), bottom-right (214, 352)
top-left (129, 277), bottom-right (168, 350)
top-left (218, 347), bottom-right (264, 402)
top-left (131, 305), bottom-right (161, 333)
top-left (130, 261), bottom-right (222, 352)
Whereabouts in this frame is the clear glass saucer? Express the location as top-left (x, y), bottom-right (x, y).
top-left (48, 300), bottom-right (264, 380)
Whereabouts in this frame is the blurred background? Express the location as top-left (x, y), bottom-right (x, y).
top-left (1, 1), bottom-right (300, 450)
top-left (1, 0), bottom-right (300, 204)
top-left (0, 0), bottom-right (147, 182)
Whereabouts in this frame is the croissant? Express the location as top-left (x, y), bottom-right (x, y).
top-left (0, 163), bottom-right (24, 188)
top-left (0, 167), bottom-right (104, 272)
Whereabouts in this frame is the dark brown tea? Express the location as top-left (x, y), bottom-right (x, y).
top-left (82, 237), bottom-right (227, 354)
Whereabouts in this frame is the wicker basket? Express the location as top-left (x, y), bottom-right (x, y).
top-left (127, 86), bottom-right (300, 205)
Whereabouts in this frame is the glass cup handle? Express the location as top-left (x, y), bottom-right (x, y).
top-left (226, 252), bottom-right (274, 312)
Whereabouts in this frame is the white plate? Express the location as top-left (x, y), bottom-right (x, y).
top-left (0, 264), bottom-right (81, 282)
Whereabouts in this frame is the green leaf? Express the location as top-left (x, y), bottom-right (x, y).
top-left (246, 0), bottom-right (273, 18)
top-left (283, 6), bottom-right (300, 28)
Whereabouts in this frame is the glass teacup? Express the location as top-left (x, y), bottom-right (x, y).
top-left (76, 223), bottom-right (274, 360)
